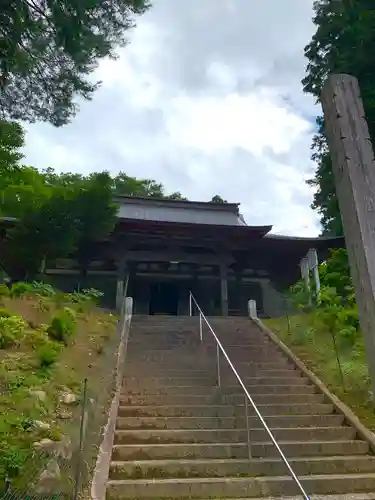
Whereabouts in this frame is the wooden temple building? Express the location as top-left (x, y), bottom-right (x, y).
top-left (1, 197), bottom-right (344, 317)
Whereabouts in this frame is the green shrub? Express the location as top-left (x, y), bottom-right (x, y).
top-left (65, 288), bottom-right (103, 306)
top-left (0, 308), bottom-right (12, 318)
top-left (37, 343), bottom-right (60, 367)
top-left (63, 306), bottom-right (76, 322)
top-left (47, 312), bottom-right (76, 345)
top-left (0, 284), bottom-right (10, 297)
top-left (9, 282), bottom-right (32, 298)
top-left (82, 288), bottom-right (104, 303)
top-left (0, 442), bottom-right (29, 478)
top-left (31, 281), bottom-right (56, 298)
top-left (0, 316), bottom-right (27, 348)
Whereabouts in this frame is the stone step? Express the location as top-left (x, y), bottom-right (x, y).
top-left (122, 384), bottom-right (316, 396)
top-left (128, 340), bottom-right (272, 347)
top-left (119, 392), bottom-right (324, 406)
top-left (106, 473), bottom-right (375, 499)
top-left (113, 427), bottom-right (356, 445)
top-left (125, 359), bottom-right (292, 369)
top-left (260, 495), bottom-right (375, 500)
top-left (123, 376), bottom-right (310, 388)
top-left (117, 403), bottom-right (335, 418)
top-left (116, 414), bottom-right (345, 430)
top-left (109, 455), bottom-right (375, 480)
top-left (123, 368), bottom-right (302, 379)
top-left (111, 440), bottom-right (369, 461)
top-left (129, 349), bottom-right (289, 366)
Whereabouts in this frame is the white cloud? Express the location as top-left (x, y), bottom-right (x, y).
top-left (166, 91), bottom-right (309, 155)
top-left (23, 0), bottom-right (320, 236)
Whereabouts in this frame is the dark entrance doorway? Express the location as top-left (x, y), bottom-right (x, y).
top-left (149, 281), bottom-right (179, 315)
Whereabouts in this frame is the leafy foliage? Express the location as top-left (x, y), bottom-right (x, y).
top-left (211, 195), bottom-right (228, 203)
top-left (47, 310), bottom-right (76, 345)
top-left (9, 282), bottom-right (32, 298)
top-left (0, 315), bottom-right (27, 348)
top-left (0, 0), bottom-right (151, 126)
top-left (0, 120), bottom-right (24, 200)
top-left (303, 1), bottom-right (375, 234)
top-left (37, 343), bottom-right (60, 368)
top-left (288, 248), bottom-right (359, 348)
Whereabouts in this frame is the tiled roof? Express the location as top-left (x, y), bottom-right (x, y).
top-left (115, 196), bottom-right (246, 226)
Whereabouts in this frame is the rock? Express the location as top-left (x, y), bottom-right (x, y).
top-left (34, 420), bottom-right (51, 431)
top-left (36, 459), bottom-right (61, 493)
top-left (55, 435), bottom-right (73, 460)
top-left (59, 390), bottom-right (77, 405)
top-left (29, 389), bottom-right (46, 402)
top-left (33, 435), bottom-right (73, 460)
top-left (56, 409), bottom-right (72, 420)
top-left (33, 438), bottom-right (55, 453)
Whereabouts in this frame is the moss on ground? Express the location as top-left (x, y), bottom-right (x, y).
top-left (264, 313), bottom-right (375, 429)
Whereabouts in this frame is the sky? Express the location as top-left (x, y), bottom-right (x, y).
top-left (23, 0), bottom-right (321, 237)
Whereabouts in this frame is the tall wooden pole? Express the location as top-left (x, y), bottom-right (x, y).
top-left (321, 74), bottom-right (375, 402)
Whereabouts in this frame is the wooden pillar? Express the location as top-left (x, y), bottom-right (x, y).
top-left (321, 74), bottom-right (375, 402)
top-left (220, 262), bottom-right (229, 316)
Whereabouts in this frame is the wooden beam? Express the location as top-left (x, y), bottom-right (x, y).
top-left (123, 250), bottom-right (234, 266)
top-left (321, 74), bottom-right (375, 403)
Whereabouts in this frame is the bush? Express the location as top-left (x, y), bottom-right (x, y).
top-left (31, 281), bottom-right (56, 298)
top-left (0, 284), bottom-right (10, 298)
top-left (9, 282), bottom-right (32, 298)
top-left (0, 442), bottom-right (29, 478)
top-left (0, 308), bottom-right (12, 318)
top-left (23, 325), bottom-right (49, 349)
top-left (65, 288), bottom-right (103, 306)
top-left (47, 312), bottom-right (76, 345)
top-left (63, 306), bottom-right (76, 322)
top-left (37, 343), bottom-right (60, 367)
top-left (82, 288), bottom-right (104, 303)
top-left (0, 316), bottom-right (27, 348)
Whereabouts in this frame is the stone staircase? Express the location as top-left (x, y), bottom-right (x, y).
top-left (106, 315), bottom-right (375, 499)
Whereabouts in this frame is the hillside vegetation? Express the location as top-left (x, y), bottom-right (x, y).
top-left (0, 281), bottom-right (118, 491)
top-left (265, 248), bottom-right (374, 429)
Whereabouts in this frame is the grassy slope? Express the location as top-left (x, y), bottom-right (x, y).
top-left (264, 314), bottom-right (375, 430)
top-left (0, 293), bottom-right (118, 489)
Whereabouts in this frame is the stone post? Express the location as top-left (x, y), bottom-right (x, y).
top-left (307, 248), bottom-right (321, 295)
top-left (248, 300), bottom-right (257, 319)
top-left (321, 74), bottom-right (375, 402)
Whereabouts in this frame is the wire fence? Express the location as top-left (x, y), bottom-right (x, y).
top-left (1, 299), bottom-right (130, 500)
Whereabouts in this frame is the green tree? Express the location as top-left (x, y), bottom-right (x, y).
top-left (3, 171), bottom-right (118, 279)
top-left (113, 172), bottom-right (186, 200)
top-left (211, 195), bottom-right (227, 203)
top-left (320, 248), bottom-right (352, 300)
top-left (3, 192), bottom-right (78, 279)
top-left (0, 120), bottom-right (24, 202)
top-left (72, 172), bottom-right (118, 277)
top-left (0, 0), bottom-right (150, 126)
top-left (302, 0), bottom-right (375, 235)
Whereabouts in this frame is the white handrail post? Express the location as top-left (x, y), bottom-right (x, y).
top-left (189, 292), bottom-right (192, 317)
top-left (199, 313), bottom-right (203, 344)
top-left (216, 343), bottom-right (221, 387)
top-left (244, 395), bottom-right (252, 460)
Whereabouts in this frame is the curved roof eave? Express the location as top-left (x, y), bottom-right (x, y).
top-left (264, 233), bottom-right (344, 243)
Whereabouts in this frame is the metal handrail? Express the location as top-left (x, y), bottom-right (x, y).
top-left (189, 292), bottom-right (309, 500)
